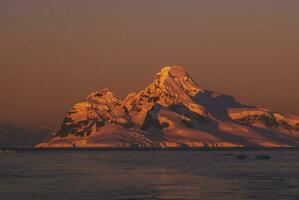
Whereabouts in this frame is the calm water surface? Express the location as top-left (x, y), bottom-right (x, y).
top-left (0, 150), bottom-right (299, 200)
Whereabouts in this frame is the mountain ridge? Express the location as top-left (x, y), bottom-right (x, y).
top-left (36, 66), bottom-right (299, 148)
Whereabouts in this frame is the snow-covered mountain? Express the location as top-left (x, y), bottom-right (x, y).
top-left (37, 66), bottom-right (299, 148)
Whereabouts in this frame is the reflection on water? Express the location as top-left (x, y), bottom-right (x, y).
top-left (0, 150), bottom-right (299, 200)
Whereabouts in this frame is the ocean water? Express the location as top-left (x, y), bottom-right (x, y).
top-left (0, 150), bottom-right (299, 200)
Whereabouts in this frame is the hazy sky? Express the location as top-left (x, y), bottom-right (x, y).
top-left (1, 0), bottom-right (299, 129)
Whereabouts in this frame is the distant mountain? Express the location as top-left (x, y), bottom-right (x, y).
top-left (37, 66), bottom-right (299, 148)
top-left (0, 123), bottom-right (53, 148)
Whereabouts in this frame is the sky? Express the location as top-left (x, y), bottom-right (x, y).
top-left (0, 0), bottom-right (299, 129)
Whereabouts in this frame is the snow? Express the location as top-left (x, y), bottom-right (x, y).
top-left (37, 66), bottom-right (299, 148)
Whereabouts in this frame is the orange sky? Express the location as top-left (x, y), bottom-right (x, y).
top-left (1, 0), bottom-right (299, 128)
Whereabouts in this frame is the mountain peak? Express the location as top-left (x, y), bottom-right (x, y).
top-left (157, 65), bottom-right (188, 79)
top-left (100, 88), bottom-right (113, 93)
top-left (88, 88), bottom-right (114, 97)
top-left (86, 88), bottom-right (121, 103)
top-left (154, 65), bottom-right (203, 97)
top-left (124, 65), bottom-right (207, 118)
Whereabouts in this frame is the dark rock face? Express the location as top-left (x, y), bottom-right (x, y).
top-left (141, 104), bottom-right (163, 131)
top-left (37, 66), bottom-right (299, 148)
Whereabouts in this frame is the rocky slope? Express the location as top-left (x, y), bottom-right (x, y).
top-left (37, 66), bottom-right (299, 148)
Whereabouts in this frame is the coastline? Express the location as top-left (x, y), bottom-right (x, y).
top-left (1, 146), bottom-right (299, 152)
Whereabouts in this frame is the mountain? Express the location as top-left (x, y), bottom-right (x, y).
top-left (37, 89), bottom-right (152, 148)
top-left (0, 123), bottom-right (53, 148)
top-left (37, 66), bottom-right (299, 148)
